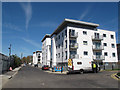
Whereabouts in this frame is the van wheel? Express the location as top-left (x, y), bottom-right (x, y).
top-left (80, 69), bottom-right (84, 74)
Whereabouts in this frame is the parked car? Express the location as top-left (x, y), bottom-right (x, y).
top-left (42, 65), bottom-right (49, 70)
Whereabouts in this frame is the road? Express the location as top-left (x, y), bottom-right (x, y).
top-left (2, 65), bottom-right (119, 88)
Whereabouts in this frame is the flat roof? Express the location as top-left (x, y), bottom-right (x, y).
top-left (41, 34), bottom-right (51, 42)
top-left (51, 18), bottom-right (99, 36)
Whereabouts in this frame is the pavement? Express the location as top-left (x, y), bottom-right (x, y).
top-left (2, 65), bottom-right (119, 88)
top-left (0, 66), bottom-right (22, 90)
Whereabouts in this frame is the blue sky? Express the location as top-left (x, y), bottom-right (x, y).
top-left (2, 2), bottom-right (118, 57)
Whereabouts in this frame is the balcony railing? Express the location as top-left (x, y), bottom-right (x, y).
top-left (92, 45), bottom-right (104, 50)
top-left (69, 43), bottom-right (78, 49)
top-left (69, 32), bottom-right (78, 38)
top-left (93, 55), bottom-right (105, 60)
top-left (92, 35), bottom-right (103, 40)
top-left (69, 54), bottom-right (79, 59)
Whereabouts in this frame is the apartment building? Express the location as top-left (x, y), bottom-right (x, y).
top-left (41, 34), bottom-right (51, 67)
top-left (33, 51), bottom-right (42, 65)
top-left (51, 19), bottom-right (118, 67)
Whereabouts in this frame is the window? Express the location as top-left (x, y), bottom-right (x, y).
top-left (111, 35), bottom-right (114, 39)
top-left (59, 35), bottom-right (60, 39)
top-left (104, 43), bottom-right (107, 46)
top-left (65, 40), bottom-right (67, 48)
top-left (58, 44), bottom-right (60, 48)
top-left (83, 31), bottom-right (87, 35)
top-left (58, 53), bottom-right (60, 58)
top-left (65, 51), bottom-right (67, 59)
top-left (56, 54), bottom-right (57, 58)
top-left (38, 59), bottom-right (40, 61)
top-left (84, 51), bottom-right (88, 55)
top-left (111, 44), bottom-right (115, 48)
top-left (112, 53), bottom-right (116, 57)
top-left (62, 32), bottom-right (64, 37)
top-left (38, 56), bottom-right (40, 58)
top-left (103, 34), bottom-right (106, 37)
top-left (83, 41), bottom-right (88, 45)
top-left (56, 46), bottom-right (57, 49)
top-left (104, 52), bottom-right (108, 56)
top-left (65, 30), bottom-right (67, 37)
top-left (77, 62), bottom-right (82, 65)
top-left (62, 52), bottom-right (63, 57)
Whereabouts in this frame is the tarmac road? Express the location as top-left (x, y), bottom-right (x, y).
top-left (2, 65), bottom-right (119, 88)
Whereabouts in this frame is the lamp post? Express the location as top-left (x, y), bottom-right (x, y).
top-left (8, 44), bottom-right (11, 70)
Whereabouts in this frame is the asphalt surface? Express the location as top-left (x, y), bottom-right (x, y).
top-left (2, 65), bottom-right (119, 88)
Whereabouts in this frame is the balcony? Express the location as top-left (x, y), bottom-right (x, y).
top-left (69, 43), bottom-right (78, 49)
top-left (92, 45), bottom-right (104, 50)
top-left (69, 32), bottom-right (78, 38)
top-left (93, 55), bottom-right (105, 60)
top-left (69, 54), bottom-right (79, 59)
top-left (92, 35), bottom-right (103, 41)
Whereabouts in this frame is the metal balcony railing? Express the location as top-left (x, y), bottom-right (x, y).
top-left (69, 32), bottom-right (78, 38)
top-left (92, 35), bottom-right (103, 40)
top-left (92, 45), bottom-right (104, 50)
top-left (69, 43), bottom-right (78, 49)
top-left (93, 55), bottom-right (105, 60)
top-left (69, 54), bottom-right (79, 59)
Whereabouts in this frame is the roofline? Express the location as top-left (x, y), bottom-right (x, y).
top-left (51, 18), bottom-right (99, 37)
top-left (41, 34), bottom-right (51, 42)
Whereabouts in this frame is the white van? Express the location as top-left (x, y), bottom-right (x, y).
top-left (68, 59), bottom-right (99, 73)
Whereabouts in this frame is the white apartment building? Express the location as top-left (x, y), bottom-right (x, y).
top-left (33, 51), bottom-right (42, 65)
top-left (51, 19), bottom-right (118, 67)
top-left (41, 34), bottom-right (51, 67)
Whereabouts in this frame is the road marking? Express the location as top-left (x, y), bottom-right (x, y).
top-left (111, 73), bottom-right (120, 81)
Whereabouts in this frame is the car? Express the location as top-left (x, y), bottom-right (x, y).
top-left (42, 65), bottom-right (49, 70)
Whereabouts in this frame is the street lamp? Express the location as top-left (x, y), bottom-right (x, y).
top-left (8, 44), bottom-right (11, 71)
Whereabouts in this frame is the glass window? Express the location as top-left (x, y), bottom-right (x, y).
top-left (83, 31), bottom-right (87, 35)
top-left (83, 41), bottom-right (87, 45)
top-left (65, 51), bottom-right (67, 59)
top-left (38, 59), bottom-right (40, 61)
top-left (38, 56), bottom-right (40, 58)
top-left (84, 51), bottom-right (88, 55)
top-left (77, 62), bottom-right (82, 65)
top-left (65, 29), bottom-right (67, 37)
top-left (103, 34), bottom-right (106, 37)
top-left (104, 52), bottom-right (108, 56)
top-left (112, 53), bottom-right (115, 57)
top-left (62, 32), bottom-right (64, 37)
top-left (65, 40), bottom-right (67, 48)
top-left (111, 35), bottom-right (114, 39)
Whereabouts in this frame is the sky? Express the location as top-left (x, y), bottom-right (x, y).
top-left (2, 2), bottom-right (118, 57)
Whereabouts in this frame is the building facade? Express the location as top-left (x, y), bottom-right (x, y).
top-left (117, 44), bottom-right (120, 61)
top-left (51, 19), bottom-right (118, 67)
top-left (33, 51), bottom-right (42, 65)
top-left (41, 34), bottom-right (51, 67)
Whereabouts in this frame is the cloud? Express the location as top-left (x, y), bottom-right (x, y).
top-left (22, 38), bottom-right (41, 48)
top-left (3, 23), bottom-right (23, 32)
top-left (79, 6), bottom-right (92, 20)
top-left (20, 2), bottom-right (32, 30)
